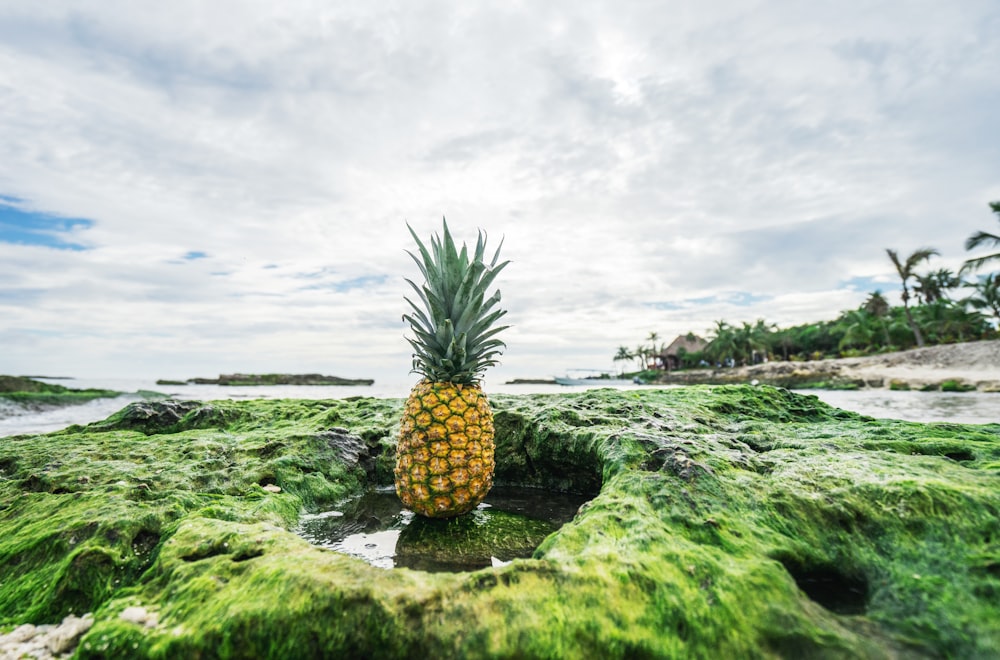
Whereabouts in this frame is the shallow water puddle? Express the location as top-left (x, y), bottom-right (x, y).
top-left (296, 486), bottom-right (588, 572)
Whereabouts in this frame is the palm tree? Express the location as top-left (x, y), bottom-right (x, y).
top-left (862, 290), bottom-right (892, 348)
top-left (705, 320), bottom-right (738, 366)
top-left (886, 310), bottom-right (918, 349)
top-left (967, 273), bottom-right (1000, 326)
top-left (863, 290), bottom-right (890, 317)
top-left (838, 309), bottom-right (877, 352)
top-left (632, 344), bottom-right (650, 372)
top-left (646, 331), bottom-right (663, 368)
top-left (960, 201), bottom-right (1000, 275)
top-left (732, 323), bottom-right (753, 365)
top-left (728, 320), bottom-right (773, 365)
top-left (914, 268), bottom-right (962, 304)
top-left (613, 346), bottom-right (633, 375)
top-left (886, 247), bottom-right (939, 347)
top-left (915, 300), bottom-right (988, 344)
top-left (749, 319), bottom-right (776, 363)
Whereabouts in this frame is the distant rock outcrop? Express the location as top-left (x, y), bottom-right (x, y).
top-left (0, 376), bottom-right (121, 414)
top-left (157, 373), bottom-right (374, 386)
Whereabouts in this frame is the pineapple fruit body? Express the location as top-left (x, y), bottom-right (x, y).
top-left (395, 380), bottom-right (495, 518)
top-left (397, 218), bottom-right (508, 518)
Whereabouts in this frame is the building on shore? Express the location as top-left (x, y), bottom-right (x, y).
top-left (654, 334), bottom-right (708, 371)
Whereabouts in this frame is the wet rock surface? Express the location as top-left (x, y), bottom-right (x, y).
top-left (88, 399), bottom-right (202, 433)
top-left (296, 486), bottom-right (588, 572)
top-left (315, 427), bottom-right (378, 479)
top-left (0, 613), bottom-right (93, 659)
top-left (0, 387), bottom-right (997, 658)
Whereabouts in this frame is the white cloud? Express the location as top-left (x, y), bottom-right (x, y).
top-left (0, 1), bottom-right (998, 382)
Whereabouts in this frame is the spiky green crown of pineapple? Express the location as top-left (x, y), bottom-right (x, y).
top-left (403, 219), bottom-right (509, 384)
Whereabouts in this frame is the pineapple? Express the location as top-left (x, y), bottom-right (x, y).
top-left (396, 219), bottom-right (509, 518)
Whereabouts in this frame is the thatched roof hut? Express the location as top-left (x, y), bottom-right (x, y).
top-left (656, 334), bottom-right (708, 370)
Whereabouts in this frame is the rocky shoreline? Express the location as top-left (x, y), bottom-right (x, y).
top-left (654, 339), bottom-right (1000, 391)
top-left (0, 376), bottom-right (122, 414)
top-left (0, 614), bottom-right (93, 659)
top-left (1, 388), bottom-right (997, 657)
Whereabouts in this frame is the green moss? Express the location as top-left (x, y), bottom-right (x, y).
top-left (0, 375), bottom-right (66, 393)
top-left (2, 390), bottom-right (122, 405)
top-left (0, 375), bottom-right (121, 408)
top-left (941, 380), bottom-right (977, 393)
top-left (0, 491), bottom-right (180, 622)
top-left (793, 380), bottom-right (862, 391)
top-left (2, 387), bottom-right (999, 658)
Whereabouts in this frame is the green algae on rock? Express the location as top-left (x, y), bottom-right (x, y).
top-left (0, 387), bottom-right (998, 658)
top-left (0, 375), bottom-right (121, 410)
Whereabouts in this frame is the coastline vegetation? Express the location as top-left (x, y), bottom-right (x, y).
top-left (617, 201), bottom-right (1000, 373)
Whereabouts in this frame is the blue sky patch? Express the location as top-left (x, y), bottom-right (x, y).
top-left (332, 275), bottom-right (388, 292)
top-left (723, 292), bottom-right (773, 306)
top-left (0, 197), bottom-right (94, 250)
top-left (838, 275), bottom-right (898, 293)
top-left (0, 288), bottom-right (44, 304)
top-left (645, 301), bottom-right (684, 311)
top-left (299, 273), bottom-right (389, 293)
top-left (645, 292), bottom-right (773, 310)
top-left (168, 250), bottom-right (210, 264)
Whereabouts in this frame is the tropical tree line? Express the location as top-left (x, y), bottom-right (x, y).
top-left (615, 332), bottom-right (662, 373)
top-left (615, 201), bottom-right (1000, 371)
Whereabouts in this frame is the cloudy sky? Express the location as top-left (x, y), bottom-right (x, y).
top-left (1, 1), bottom-right (998, 386)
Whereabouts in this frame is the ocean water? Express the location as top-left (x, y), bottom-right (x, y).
top-left (1, 377), bottom-right (997, 437)
top-left (0, 377), bottom-right (630, 437)
top-left (801, 388), bottom-right (1000, 425)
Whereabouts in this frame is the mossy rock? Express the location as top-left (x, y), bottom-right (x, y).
top-left (1, 386), bottom-right (998, 658)
top-left (0, 375), bottom-right (121, 408)
top-left (778, 379), bottom-right (861, 391)
top-left (941, 380), bottom-right (977, 393)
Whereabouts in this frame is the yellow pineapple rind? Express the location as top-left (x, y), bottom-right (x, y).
top-left (394, 380), bottom-right (495, 518)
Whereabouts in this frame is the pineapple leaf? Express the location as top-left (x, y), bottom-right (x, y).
top-left (402, 218), bottom-right (509, 383)
top-left (406, 225), bottom-right (434, 272)
top-left (489, 236), bottom-right (505, 267)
